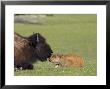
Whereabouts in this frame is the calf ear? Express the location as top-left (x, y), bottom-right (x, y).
top-left (36, 33), bottom-right (39, 43)
top-left (59, 55), bottom-right (62, 58)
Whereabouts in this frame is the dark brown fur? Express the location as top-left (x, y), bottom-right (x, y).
top-left (14, 32), bottom-right (53, 70)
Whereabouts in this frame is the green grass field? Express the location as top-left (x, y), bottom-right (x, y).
top-left (14, 14), bottom-right (97, 76)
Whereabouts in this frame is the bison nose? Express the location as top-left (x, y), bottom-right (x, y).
top-left (47, 55), bottom-right (51, 58)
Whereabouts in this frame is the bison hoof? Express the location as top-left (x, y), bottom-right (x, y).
top-left (15, 63), bottom-right (33, 70)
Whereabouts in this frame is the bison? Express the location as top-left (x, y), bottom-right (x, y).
top-left (14, 32), bottom-right (53, 70)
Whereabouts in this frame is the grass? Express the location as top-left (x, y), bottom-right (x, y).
top-left (14, 14), bottom-right (97, 76)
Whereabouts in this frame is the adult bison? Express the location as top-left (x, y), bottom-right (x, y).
top-left (14, 32), bottom-right (53, 70)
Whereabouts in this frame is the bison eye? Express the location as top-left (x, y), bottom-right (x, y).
top-left (29, 42), bottom-right (37, 48)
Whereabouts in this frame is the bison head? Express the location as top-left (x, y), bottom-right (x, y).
top-left (28, 33), bottom-right (53, 61)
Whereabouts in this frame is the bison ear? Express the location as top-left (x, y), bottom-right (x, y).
top-left (36, 33), bottom-right (40, 43)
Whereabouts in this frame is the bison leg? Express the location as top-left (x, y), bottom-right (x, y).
top-left (15, 63), bottom-right (33, 70)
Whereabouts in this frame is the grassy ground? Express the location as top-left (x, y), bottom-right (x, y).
top-left (14, 14), bottom-right (97, 76)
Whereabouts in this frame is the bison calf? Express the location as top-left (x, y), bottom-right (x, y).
top-left (49, 54), bottom-right (84, 68)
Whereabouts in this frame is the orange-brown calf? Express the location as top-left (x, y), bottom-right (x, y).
top-left (49, 54), bottom-right (84, 68)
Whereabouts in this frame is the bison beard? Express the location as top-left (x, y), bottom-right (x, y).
top-left (14, 32), bottom-right (53, 70)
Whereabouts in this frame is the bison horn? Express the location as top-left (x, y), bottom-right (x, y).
top-left (37, 33), bottom-right (39, 42)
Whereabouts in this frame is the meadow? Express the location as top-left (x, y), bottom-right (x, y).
top-left (14, 14), bottom-right (97, 76)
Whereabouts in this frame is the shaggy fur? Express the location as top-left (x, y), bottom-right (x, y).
top-left (14, 32), bottom-right (53, 70)
top-left (49, 54), bottom-right (84, 68)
